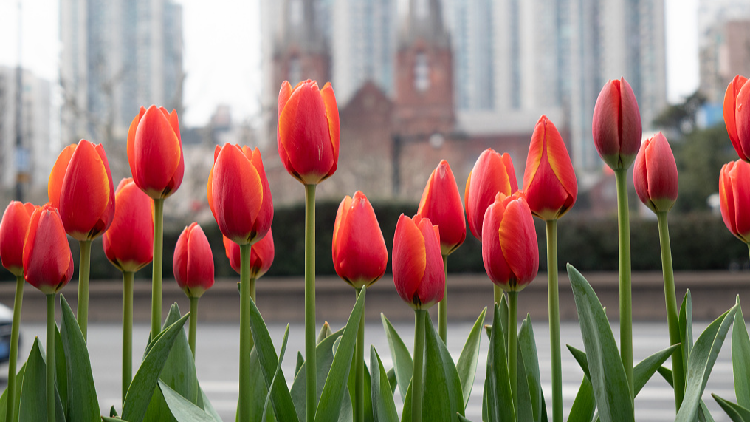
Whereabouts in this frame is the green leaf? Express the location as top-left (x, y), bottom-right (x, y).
top-left (657, 366), bottom-right (673, 387)
top-left (261, 326), bottom-right (290, 422)
top-left (200, 388), bottom-right (223, 422)
top-left (518, 315), bottom-right (543, 422)
top-left (18, 338), bottom-right (66, 422)
top-left (700, 401), bottom-right (717, 422)
top-left (381, 314), bottom-right (413, 401)
top-left (158, 380), bottom-right (218, 422)
top-left (240, 348), bottom-right (274, 422)
top-left (457, 415), bottom-right (473, 422)
top-left (370, 347), bottom-right (399, 422)
top-left (484, 303), bottom-right (515, 422)
top-left (423, 316), bottom-right (464, 421)
top-left (54, 325), bottom-right (67, 416)
top-left (497, 294), bottom-right (509, 346)
top-left (290, 328), bottom-right (344, 420)
top-left (633, 344), bottom-right (680, 396)
top-left (295, 352), bottom-right (304, 378)
top-left (122, 313), bottom-right (189, 422)
top-left (401, 381), bottom-right (413, 422)
top-left (733, 299), bottom-right (750, 409)
top-left (0, 361), bottom-right (25, 422)
top-left (347, 360), bottom-right (373, 422)
top-left (567, 345), bottom-right (590, 379)
top-left (567, 376), bottom-right (595, 422)
top-left (318, 322), bottom-right (334, 344)
top-left (245, 296), bottom-right (299, 422)
top-left (514, 337), bottom-right (534, 422)
top-left (386, 368), bottom-right (397, 394)
top-left (60, 296), bottom-right (99, 422)
top-left (675, 300), bottom-right (737, 422)
top-left (567, 264), bottom-right (633, 422)
top-left (713, 394), bottom-right (750, 422)
top-left (314, 288), bottom-right (366, 422)
top-left (679, 290), bottom-right (693, 374)
top-left (456, 308), bottom-right (486, 409)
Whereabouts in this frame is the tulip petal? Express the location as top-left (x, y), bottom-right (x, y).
top-left (733, 161), bottom-right (750, 238)
top-left (418, 160), bottom-right (466, 254)
top-left (332, 195), bottom-right (353, 272)
top-left (724, 76), bottom-right (748, 159)
top-left (48, 144), bottom-right (77, 209)
top-left (186, 224), bottom-right (214, 295)
top-left (246, 147), bottom-right (274, 239)
top-left (0, 202), bottom-right (33, 276)
top-left (127, 107), bottom-right (146, 181)
top-left (619, 78), bottom-right (642, 157)
top-left (482, 199), bottom-right (511, 285)
top-left (545, 120), bottom-right (578, 200)
top-left (415, 217), bottom-right (444, 307)
top-left (592, 81), bottom-right (622, 157)
top-left (645, 134), bottom-right (678, 206)
top-left (720, 162), bottom-right (738, 236)
top-left (498, 198), bottom-right (538, 288)
top-left (321, 82), bottom-right (340, 177)
top-left (502, 153), bottom-right (518, 193)
top-left (278, 81), bottom-right (293, 118)
top-left (23, 206), bottom-right (73, 294)
top-left (335, 192), bottom-right (387, 287)
top-left (133, 106), bottom-right (182, 196)
top-left (103, 178), bottom-right (154, 272)
top-left (212, 144), bottom-right (263, 244)
top-left (393, 215), bottom-right (426, 306)
top-left (736, 81), bottom-right (750, 162)
top-left (633, 139), bottom-right (650, 206)
top-left (465, 150), bottom-right (514, 239)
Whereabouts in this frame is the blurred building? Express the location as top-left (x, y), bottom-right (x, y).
top-left (59, 0), bottom-right (184, 147)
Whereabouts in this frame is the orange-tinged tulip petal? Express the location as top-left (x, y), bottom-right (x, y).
top-left (464, 149), bottom-right (518, 239)
top-left (392, 214), bottom-right (444, 309)
top-left (245, 147), bottom-right (274, 237)
top-left (633, 133), bottom-right (678, 213)
top-left (415, 216), bottom-right (445, 307)
top-left (736, 81), bottom-right (750, 163)
top-left (103, 178), bottom-right (154, 273)
top-left (418, 160), bottom-right (466, 255)
top-left (129, 105), bottom-right (184, 199)
top-left (48, 144), bottom-right (76, 210)
top-left (0, 201), bottom-right (36, 276)
top-left (321, 82), bottom-right (341, 173)
top-left (23, 204), bottom-right (74, 294)
top-left (332, 192), bottom-right (388, 289)
top-left (224, 229), bottom-right (275, 279)
top-left (173, 223), bottom-right (214, 298)
top-left (724, 75), bottom-right (749, 161)
top-left (592, 78), bottom-right (642, 170)
top-left (523, 116), bottom-right (577, 220)
top-left (720, 160), bottom-right (750, 243)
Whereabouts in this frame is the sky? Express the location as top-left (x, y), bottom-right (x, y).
top-left (0, 0), bottom-right (700, 127)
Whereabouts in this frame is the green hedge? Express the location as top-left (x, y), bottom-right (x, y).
top-left (3, 202), bottom-right (746, 282)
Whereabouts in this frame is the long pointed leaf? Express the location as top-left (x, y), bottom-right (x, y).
top-left (290, 328), bottom-right (344, 420)
top-left (261, 325), bottom-right (290, 422)
top-left (456, 308), bottom-right (486, 409)
top-left (515, 338), bottom-right (534, 422)
top-left (519, 315), bottom-right (543, 422)
top-left (733, 300), bottom-right (750, 409)
top-left (0, 361), bottom-right (25, 422)
top-left (713, 394), bottom-right (750, 422)
top-left (18, 338), bottom-right (66, 422)
top-left (679, 290), bottom-right (693, 374)
top-left (567, 376), bottom-right (595, 422)
top-left (60, 295), bottom-right (99, 422)
top-left (159, 380), bottom-right (218, 422)
top-left (371, 347), bottom-right (399, 422)
top-left (633, 344), bottom-right (680, 396)
top-left (675, 300), bottom-right (737, 422)
top-left (381, 314), bottom-right (413, 402)
top-left (484, 303), bottom-right (515, 422)
top-left (423, 316), bottom-right (464, 421)
top-left (567, 264), bottom-right (633, 422)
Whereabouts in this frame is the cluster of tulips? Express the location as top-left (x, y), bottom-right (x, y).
top-left (1, 74), bottom-right (750, 422)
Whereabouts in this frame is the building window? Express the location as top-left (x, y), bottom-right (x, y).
top-left (414, 52), bottom-right (430, 92)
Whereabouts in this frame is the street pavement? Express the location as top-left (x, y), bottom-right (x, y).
top-left (5, 320), bottom-right (737, 421)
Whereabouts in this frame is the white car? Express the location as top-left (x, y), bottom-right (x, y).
top-left (0, 304), bottom-right (14, 364)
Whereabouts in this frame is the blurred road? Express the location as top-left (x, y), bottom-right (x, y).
top-left (4, 320), bottom-right (736, 421)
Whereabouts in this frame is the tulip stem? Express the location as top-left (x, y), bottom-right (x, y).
top-left (305, 184), bottom-right (317, 422)
top-left (355, 287), bottom-right (366, 422)
top-left (657, 211), bottom-right (684, 410)
top-left (189, 296), bottom-right (198, 359)
top-left (239, 244), bottom-right (253, 422)
top-left (412, 309), bottom-right (427, 422)
top-left (615, 169), bottom-right (634, 397)
top-left (438, 255), bottom-right (448, 343)
top-left (46, 293), bottom-right (55, 422)
top-left (494, 285), bottom-right (503, 305)
top-left (151, 198), bottom-right (164, 339)
top-left (546, 219), bottom-right (563, 422)
top-left (508, 290), bottom-right (518, 412)
top-left (122, 271), bottom-right (134, 404)
top-left (6, 275), bottom-right (24, 422)
top-left (77, 239), bottom-right (92, 341)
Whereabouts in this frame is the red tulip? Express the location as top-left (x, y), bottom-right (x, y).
top-left (277, 80), bottom-right (340, 185)
top-left (464, 149), bottom-right (518, 239)
top-left (592, 78), bottom-right (642, 170)
top-left (0, 202), bottom-right (37, 276)
top-left (127, 106), bottom-right (185, 199)
top-left (332, 192), bottom-right (388, 289)
top-left (392, 214), bottom-right (444, 310)
top-left (633, 133), bottom-right (678, 213)
top-left (223, 229), bottom-right (275, 279)
top-left (103, 178), bottom-right (155, 272)
top-left (720, 159), bottom-right (750, 243)
top-left (23, 204), bottom-right (74, 294)
top-left (522, 115), bottom-right (578, 220)
top-left (208, 144), bottom-right (273, 246)
top-left (416, 161), bottom-right (466, 255)
top-left (173, 223), bottom-right (214, 298)
top-left (482, 193), bottom-right (539, 291)
top-left (48, 140), bottom-right (115, 241)
top-left (723, 75), bottom-right (750, 161)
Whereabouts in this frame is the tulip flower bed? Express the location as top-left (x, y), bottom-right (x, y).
top-left (2, 75), bottom-right (750, 422)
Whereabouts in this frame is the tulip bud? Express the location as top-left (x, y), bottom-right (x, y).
top-left (720, 159), bottom-right (750, 243)
top-left (208, 144), bottom-right (273, 246)
top-left (103, 178), bottom-right (155, 273)
top-left (417, 161), bottom-right (466, 255)
top-left (592, 78), bottom-right (642, 170)
top-left (482, 193), bottom-right (539, 291)
top-left (464, 149), bottom-right (518, 239)
top-left (332, 192), bottom-right (388, 289)
top-left (224, 229), bottom-right (275, 279)
top-left (173, 223), bottom-right (214, 298)
top-left (392, 214), bottom-right (444, 310)
top-left (277, 80), bottom-right (340, 185)
top-left (523, 115), bottom-right (578, 220)
top-left (723, 75), bottom-right (750, 161)
top-left (633, 133), bottom-right (678, 213)
top-left (48, 140), bottom-right (115, 241)
top-left (23, 204), bottom-right (74, 294)
top-left (127, 106), bottom-right (185, 199)
top-left (0, 202), bottom-right (37, 276)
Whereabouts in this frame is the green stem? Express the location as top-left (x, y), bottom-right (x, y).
top-left (189, 296), bottom-right (199, 359)
top-left (122, 271), bottom-right (134, 404)
top-left (239, 243), bottom-right (253, 422)
top-left (6, 275), bottom-right (24, 422)
top-left (46, 294), bottom-right (55, 422)
top-left (615, 169), bottom-right (634, 396)
top-left (508, 290), bottom-right (518, 412)
top-left (355, 288), bottom-right (366, 422)
top-left (305, 184), bottom-right (317, 422)
top-left (77, 239), bottom-right (92, 340)
top-left (412, 309), bottom-right (427, 422)
top-left (151, 198), bottom-right (164, 338)
top-left (438, 255), bottom-right (448, 344)
top-left (494, 285), bottom-right (503, 305)
top-left (657, 211), bottom-right (684, 410)
top-left (546, 219), bottom-right (563, 422)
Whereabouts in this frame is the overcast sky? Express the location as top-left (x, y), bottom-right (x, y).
top-left (0, 0), bottom-right (700, 127)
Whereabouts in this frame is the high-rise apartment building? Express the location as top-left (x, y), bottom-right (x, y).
top-left (59, 0), bottom-right (184, 146)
